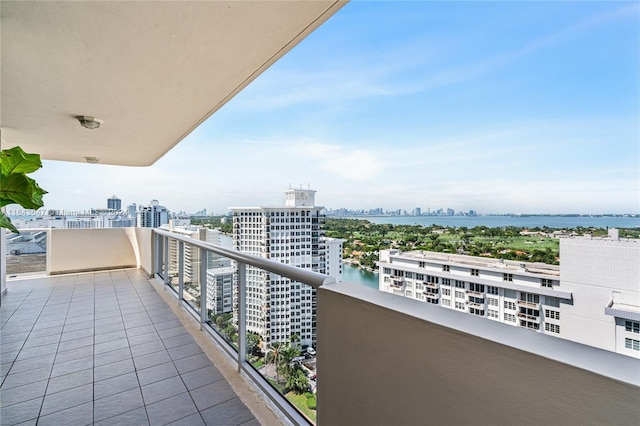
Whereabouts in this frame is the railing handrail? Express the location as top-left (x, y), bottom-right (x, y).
top-left (153, 228), bottom-right (335, 288)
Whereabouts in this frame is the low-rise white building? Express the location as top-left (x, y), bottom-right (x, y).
top-left (161, 220), bottom-right (234, 318)
top-left (378, 231), bottom-right (640, 358)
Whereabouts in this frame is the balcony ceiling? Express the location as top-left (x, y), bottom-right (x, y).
top-left (0, 1), bottom-right (346, 166)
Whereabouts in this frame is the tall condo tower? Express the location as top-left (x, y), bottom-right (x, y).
top-left (231, 188), bottom-right (335, 348)
top-left (107, 195), bottom-right (121, 211)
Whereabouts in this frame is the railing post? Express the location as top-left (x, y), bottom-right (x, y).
top-left (163, 236), bottom-right (169, 286)
top-left (178, 241), bottom-right (184, 302)
top-left (237, 262), bottom-right (247, 372)
top-left (200, 247), bottom-right (208, 330)
top-left (153, 230), bottom-right (162, 276)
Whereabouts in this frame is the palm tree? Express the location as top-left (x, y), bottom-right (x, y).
top-left (265, 341), bottom-right (286, 384)
top-left (280, 344), bottom-right (301, 379)
top-left (286, 366), bottom-right (310, 394)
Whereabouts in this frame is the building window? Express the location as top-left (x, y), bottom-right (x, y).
top-left (625, 338), bottom-right (640, 351)
top-left (520, 292), bottom-right (540, 304)
top-left (425, 298), bottom-right (439, 305)
top-left (442, 298), bottom-right (451, 307)
top-left (383, 268), bottom-right (391, 274)
top-left (405, 272), bottom-right (414, 279)
top-left (545, 310), bottom-right (560, 320)
top-left (626, 321), bottom-right (640, 334)
top-left (488, 309), bottom-right (499, 319)
top-left (455, 280), bottom-right (465, 289)
top-left (419, 262), bottom-right (426, 268)
top-left (470, 268), bottom-right (479, 276)
top-left (487, 286), bottom-right (498, 295)
top-left (545, 323), bottom-right (560, 334)
top-left (455, 291), bottom-right (465, 299)
top-left (426, 275), bottom-right (439, 284)
top-left (442, 288), bottom-right (451, 296)
top-left (416, 273), bottom-right (424, 281)
top-left (469, 283), bottom-right (484, 292)
top-left (488, 297), bottom-right (498, 307)
top-left (504, 301), bottom-right (516, 310)
top-left (503, 273), bottom-right (513, 282)
top-left (469, 308), bottom-right (484, 316)
top-left (455, 301), bottom-right (465, 310)
top-left (541, 278), bottom-right (556, 288)
top-left (443, 265), bottom-right (450, 272)
top-left (521, 321), bottom-right (540, 331)
top-left (544, 296), bottom-right (560, 308)
top-left (504, 313), bottom-right (516, 322)
top-left (442, 278), bottom-right (451, 286)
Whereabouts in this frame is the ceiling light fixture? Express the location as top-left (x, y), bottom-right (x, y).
top-left (76, 115), bottom-right (102, 129)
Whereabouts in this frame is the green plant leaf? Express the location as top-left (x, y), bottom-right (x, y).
top-left (0, 211), bottom-right (19, 234)
top-left (0, 146), bottom-right (43, 176)
top-left (0, 173), bottom-right (48, 209)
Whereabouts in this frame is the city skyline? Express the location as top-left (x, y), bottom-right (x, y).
top-left (24, 2), bottom-right (639, 214)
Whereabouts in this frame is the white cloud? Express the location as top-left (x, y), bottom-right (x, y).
top-left (292, 142), bottom-right (383, 180)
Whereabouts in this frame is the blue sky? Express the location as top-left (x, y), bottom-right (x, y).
top-left (34, 1), bottom-right (639, 214)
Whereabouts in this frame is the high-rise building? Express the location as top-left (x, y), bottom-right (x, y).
top-left (136, 199), bottom-right (170, 228)
top-left (161, 220), bottom-right (234, 316)
top-left (378, 230), bottom-right (640, 358)
top-left (127, 203), bottom-right (137, 219)
top-left (231, 188), bottom-right (341, 348)
top-left (107, 195), bottom-right (121, 211)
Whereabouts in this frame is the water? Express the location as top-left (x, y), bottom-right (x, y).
top-left (342, 263), bottom-right (379, 289)
top-left (344, 215), bottom-right (639, 229)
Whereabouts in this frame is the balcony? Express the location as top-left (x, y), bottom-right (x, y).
top-left (2, 228), bottom-right (638, 425)
top-left (422, 281), bottom-right (438, 289)
top-left (517, 299), bottom-right (541, 309)
top-left (517, 312), bottom-right (541, 323)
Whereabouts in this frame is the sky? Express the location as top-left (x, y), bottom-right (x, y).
top-left (31, 1), bottom-right (639, 215)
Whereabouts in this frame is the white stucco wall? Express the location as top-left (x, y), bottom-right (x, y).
top-left (47, 228), bottom-right (138, 274)
top-left (560, 238), bottom-right (640, 352)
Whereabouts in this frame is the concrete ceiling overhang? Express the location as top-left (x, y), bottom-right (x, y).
top-left (1, 1), bottom-right (346, 166)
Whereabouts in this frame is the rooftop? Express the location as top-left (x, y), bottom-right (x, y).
top-left (387, 249), bottom-right (561, 276)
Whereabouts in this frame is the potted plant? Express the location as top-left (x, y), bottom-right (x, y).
top-left (0, 146), bottom-right (48, 233)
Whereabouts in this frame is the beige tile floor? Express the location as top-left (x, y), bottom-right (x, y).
top-left (1, 269), bottom-right (261, 426)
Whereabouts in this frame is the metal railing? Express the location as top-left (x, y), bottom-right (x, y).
top-left (152, 228), bottom-right (334, 425)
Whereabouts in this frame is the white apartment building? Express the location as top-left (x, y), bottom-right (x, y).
top-left (10, 214), bottom-right (134, 229)
top-left (378, 231), bottom-right (640, 358)
top-left (137, 199), bottom-right (170, 228)
top-left (322, 236), bottom-right (345, 282)
top-left (206, 266), bottom-right (234, 316)
top-left (231, 188), bottom-right (341, 348)
top-left (161, 220), bottom-right (234, 317)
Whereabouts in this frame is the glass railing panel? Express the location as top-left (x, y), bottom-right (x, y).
top-left (166, 237), bottom-right (180, 294)
top-left (205, 259), bottom-right (239, 351)
top-left (182, 242), bottom-right (201, 313)
top-left (5, 229), bottom-right (47, 276)
top-left (244, 269), bottom-right (317, 424)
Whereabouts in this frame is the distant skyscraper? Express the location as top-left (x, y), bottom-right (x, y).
top-left (231, 188), bottom-right (342, 348)
top-left (107, 195), bottom-right (121, 211)
top-left (127, 203), bottom-right (137, 219)
top-left (137, 200), bottom-right (170, 228)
